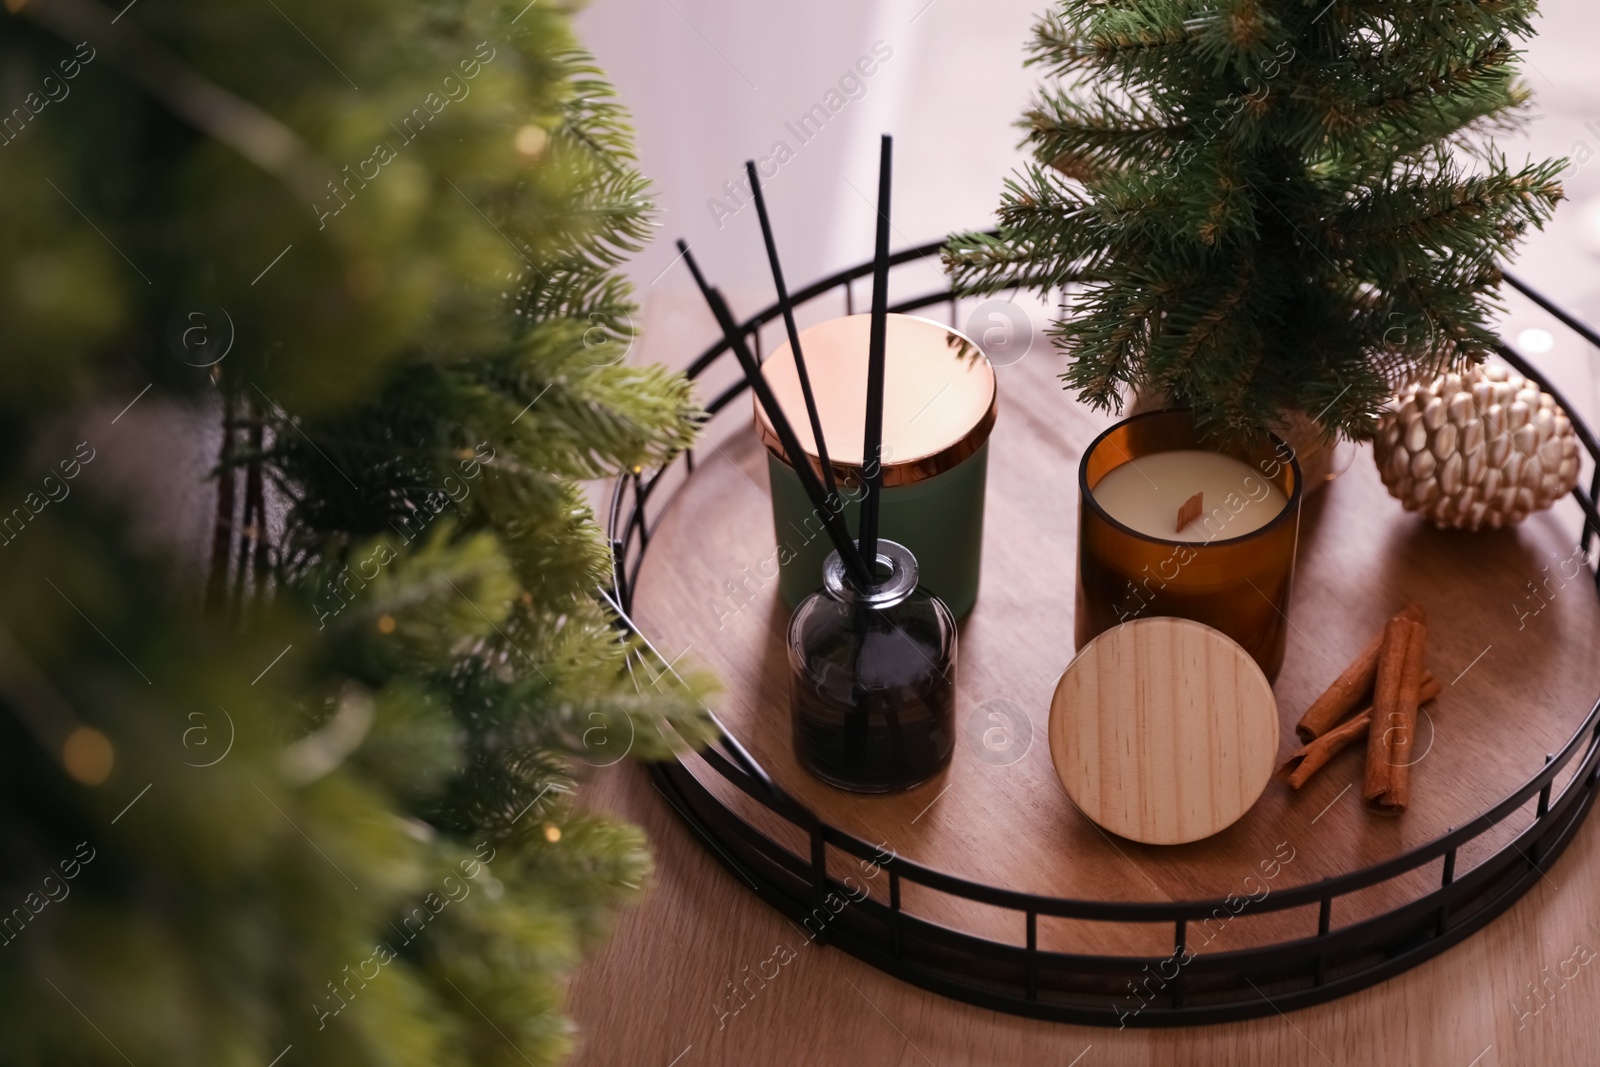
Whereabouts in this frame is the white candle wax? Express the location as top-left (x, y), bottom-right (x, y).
top-left (1091, 450), bottom-right (1288, 543)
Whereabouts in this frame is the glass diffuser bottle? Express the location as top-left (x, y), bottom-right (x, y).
top-left (787, 539), bottom-right (957, 793)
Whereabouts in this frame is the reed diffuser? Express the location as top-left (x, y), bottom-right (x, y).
top-left (792, 139), bottom-right (955, 790)
top-left (676, 138), bottom-right (958, 792)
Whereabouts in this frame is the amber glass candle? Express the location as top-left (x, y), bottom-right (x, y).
top-left (1075, 409), bottom-right (1303, 680)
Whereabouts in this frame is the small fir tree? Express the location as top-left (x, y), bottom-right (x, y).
top-left (947, 0), bottom-right (1565, 441)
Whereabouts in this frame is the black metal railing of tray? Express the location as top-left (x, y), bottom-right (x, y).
top-left (604, 238), bottom-right (1600, 1026)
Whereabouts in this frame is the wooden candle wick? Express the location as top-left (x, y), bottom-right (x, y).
top-left (1175, 492), bottom-right (1203, 533)
top-left (1295, 603), bottom-right (1425, 742)
top-left (745, 160), bottom-right (839, 504)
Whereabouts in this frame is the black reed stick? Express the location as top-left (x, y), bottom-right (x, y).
top-left (858, 134), bottom-right (893, 571)
top-left (745, 160), bottom-right (839, 504)
top-left (676, 240), bottom-right (874, 587)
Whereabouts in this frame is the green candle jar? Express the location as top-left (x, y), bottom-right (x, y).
top-left (755, 313), bottom-right (997, 619)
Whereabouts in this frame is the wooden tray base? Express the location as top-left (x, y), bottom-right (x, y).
top-left (633, 349), bottom-right (1600, 959)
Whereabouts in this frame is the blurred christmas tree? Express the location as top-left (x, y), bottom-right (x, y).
top-left (947, 0), bottom-right (1565, 441)
top-left (0, 1), bottom-right (711, 1064)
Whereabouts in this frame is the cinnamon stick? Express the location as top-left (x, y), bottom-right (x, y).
top-left (1381, 617), bottom-right (1429, 812)
top-left (1361, 617), bottom-right (1414, 806)
top-left (1278, 672), bottom-right (1440, 789)
top-left (1295, 603), bottom-right (1425, 742)
top-left (1363, 615), bottom-right (1428, 813)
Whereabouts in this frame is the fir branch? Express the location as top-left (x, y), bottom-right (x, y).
top-left (947, 167), bottom-right (1115, 293)
top-left (1331, 161), bottom-right (1563, 281)
top-left (943, 232), bottom-right (1089, 295)
top-left (1156, 256), bottom-right (1255, 378)
top-left (1331, 42), bottom-right (1522, 142)
top-left (1186, 0), bottom-right (1291, 74)
top-left (1054, 281), bottom-right (1156, 412)
top-left (1027, 0), bottom-right (1196, 80)
top-left (1027, 89), bottom-right (1188, 180)
top-left (952, 0), bottom-right (1561, 440)
top-left (1314, 0), bottom-right (1538, 44)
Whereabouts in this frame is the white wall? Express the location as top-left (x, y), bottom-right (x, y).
top-left (579, 0), bottom-right (1600, 422)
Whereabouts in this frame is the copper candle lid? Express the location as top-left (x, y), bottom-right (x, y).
top-left (754, 313), bottom-right (997, 488)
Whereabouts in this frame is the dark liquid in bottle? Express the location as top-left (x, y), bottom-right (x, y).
top-left (791, 612), bottom-right (955, 793)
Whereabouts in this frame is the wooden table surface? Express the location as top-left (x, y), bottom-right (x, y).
top-left (567, 758), bottom-right (1600, 1067)
top-left (567, 338), bottom-right (1600, 1066)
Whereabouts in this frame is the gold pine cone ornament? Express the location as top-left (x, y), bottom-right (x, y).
top-left (1375, 365), bottom-right (1581, 530)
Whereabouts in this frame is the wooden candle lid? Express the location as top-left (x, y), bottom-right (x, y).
top-left (1048, 617), bottom-right (1278, 845)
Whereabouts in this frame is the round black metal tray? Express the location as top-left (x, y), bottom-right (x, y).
top-left (604, 238), bottom-right (1600, 1026)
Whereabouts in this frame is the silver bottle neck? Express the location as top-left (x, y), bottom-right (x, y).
top-left (822, 539), bottom-right (920, 609)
